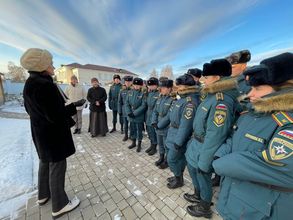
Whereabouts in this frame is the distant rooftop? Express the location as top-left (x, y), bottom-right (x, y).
top-left (62, 63), bottom-right (137, 76)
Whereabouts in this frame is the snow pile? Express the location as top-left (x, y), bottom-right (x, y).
top-left (0, 118), bottom-right (38, 218)
top-left (0, 101), bottom-right (26, 114)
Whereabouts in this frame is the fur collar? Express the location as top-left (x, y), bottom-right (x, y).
top-left (202, 77), bottom-right (237, 94)
top-left (177, 86), bottom-right (199, 95)
top-left (252, 89), bottom-right (293, 113)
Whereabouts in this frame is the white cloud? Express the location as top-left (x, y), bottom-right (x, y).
top-left (250, 47), bottom-right (293, 65)
top-left (0, 0), bottom-right (265, 75)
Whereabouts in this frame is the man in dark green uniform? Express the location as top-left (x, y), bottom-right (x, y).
top-left (214, 52), bottom-right (293, 220)
top-left (210, 50), bottom-right (251, 187)
top-left (145, 77), bottom-right (160, 156)
top-left (118, 76), bottom-right (133, 141)
top-left (161, 74), bottom-right (199, 189)
top-left (125, 77), bottom-right (147, 152)
top-left (185, 59), bottom-right (241, 218)
top-left (109, 74), bottom-right (123, 133)
top-left (226, 49), bottom-right (251, 97)
top-left (151, 79), bottom-right (174, 168)
top-left (186, 68), bottom-right (202, 106)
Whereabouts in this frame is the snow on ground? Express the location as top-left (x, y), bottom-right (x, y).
top-left (0, 101), bottom-right (27, 114)
top-left (0, 118), bottom-right (38, 218)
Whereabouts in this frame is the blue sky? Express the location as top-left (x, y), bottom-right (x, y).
top-left (0, 0), bottom-right (292, 77)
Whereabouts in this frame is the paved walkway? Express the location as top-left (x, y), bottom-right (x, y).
top-left (2, 111), bottom-right (222, 220)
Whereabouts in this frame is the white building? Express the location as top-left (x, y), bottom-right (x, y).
top-left (55, 63), bottom-right (138, 85)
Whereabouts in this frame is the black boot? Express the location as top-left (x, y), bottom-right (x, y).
top-left (184, 188), bottom-right (200, 203)
top-left (128, 139), bottom-right (136, 149)
top-left (122, 134), bottom-right (128, 141)
top-left (148, 144), bottom-right (157, 156)
top-left (73, 129), bottom-right (78, 134)
top-left (159, 158), bottom-right (169, 169)
top-left (136, 141), bottom-right (142, 152)
top-left (155, 154), bottom-right (164, 166)
top-left (167, 176), bottom-right (175, 183)
top-left (167, 174), bottom-right (184, 189)
top-left (212, 174), bottom-right (220, 187)
top-left (186, 200), bottom-right (212, 219)
top-left (145, 145), bottom-right (152, 153)
top-left (109, 125), bottom-right (116, 133)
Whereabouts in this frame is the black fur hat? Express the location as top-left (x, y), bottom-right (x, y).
top-left (187, 68), bottom-right (202, 78)
top-left (113, 74), bottom-right (121, 80)
top-left (124, 75), bottom-right (133, 81)
top-left (203, 59), bottom-right (232, 76)
top-left (147, 77), bottom-right (159, 86)
top-left (159, 79), bottom-right (173, 88)
top-left (133, 77), bottom-right (143, 86)
top-left (245, 52), bottom-right (293, 86)
top-left (243, 65), bottom-right (270, 86)
top-left (226, 50), bottom-right (251, 64)
top-left (175, 74), bottom-right (195, 86)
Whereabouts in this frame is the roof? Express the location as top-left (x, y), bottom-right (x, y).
top-left (63, 63), bottom-right (138, 76)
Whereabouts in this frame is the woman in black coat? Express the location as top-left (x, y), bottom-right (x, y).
top-left (87, 78), bottom-right (109, 137)
top-left (21, 48), bottom-right (81, 218)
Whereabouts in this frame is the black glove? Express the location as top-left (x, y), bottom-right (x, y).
top-left (128, 113), bottom-right (135, 118)
top-left (152, 123), bottom-right (158, 129)
top-left (198, 168), bottom-right (209, 174)
top-left (73, 99), bottom-right (86, 107)
top-left (174, 143), bottom-right (180, 151)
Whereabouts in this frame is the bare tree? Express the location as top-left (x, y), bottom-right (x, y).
top-left (160, 65), bottom-right (174, 79)
top-left (149, 68), bottom-right (158, 78)
top-left (7, 61), bottom-right (27, 82)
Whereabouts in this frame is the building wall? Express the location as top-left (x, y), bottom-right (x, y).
top-left (72, 69), bottom-right (133, 86)
top-left (55, 66), bottom-right (137, 85)
top-left (54, 66), bottom-right (74, 83)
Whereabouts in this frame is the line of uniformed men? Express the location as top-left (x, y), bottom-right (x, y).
top-left (108, 50), bottom-right (293, 219)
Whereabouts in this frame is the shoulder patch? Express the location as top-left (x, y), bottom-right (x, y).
top-left (272, 111), bottom-right (293, 127)
top-left (278, 130), bottom-right (293, 141)
top-left (184, 107), bottom-right (194, 120)
top-left (216, 92), bottom-right (224, 101)
top-left (269, 137), bottom-right (293, 160)
top-left (213, 107), bottom-right (227, 127)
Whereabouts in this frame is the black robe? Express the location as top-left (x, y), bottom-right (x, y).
top-left (23, 72), bottom-right (76, 162)
top-left (87, 86), bottom-right (108, 136)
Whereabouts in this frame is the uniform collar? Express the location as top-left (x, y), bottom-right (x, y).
top-left (251, 88), bottom-right (293, 113)
top-left (202, 77), bottom-right (237, 94)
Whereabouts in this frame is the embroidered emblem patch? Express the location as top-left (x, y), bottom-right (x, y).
top-left (269, 137), bottom-right (293, 161)
top-left (184, 107), bottom-right (193, 120)
top-left (213, 110), bottom-right (227, 127)
top-left (213, 104), bottom-right (227, 127)
top-left (278, 130), bottom-right (293, 141)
